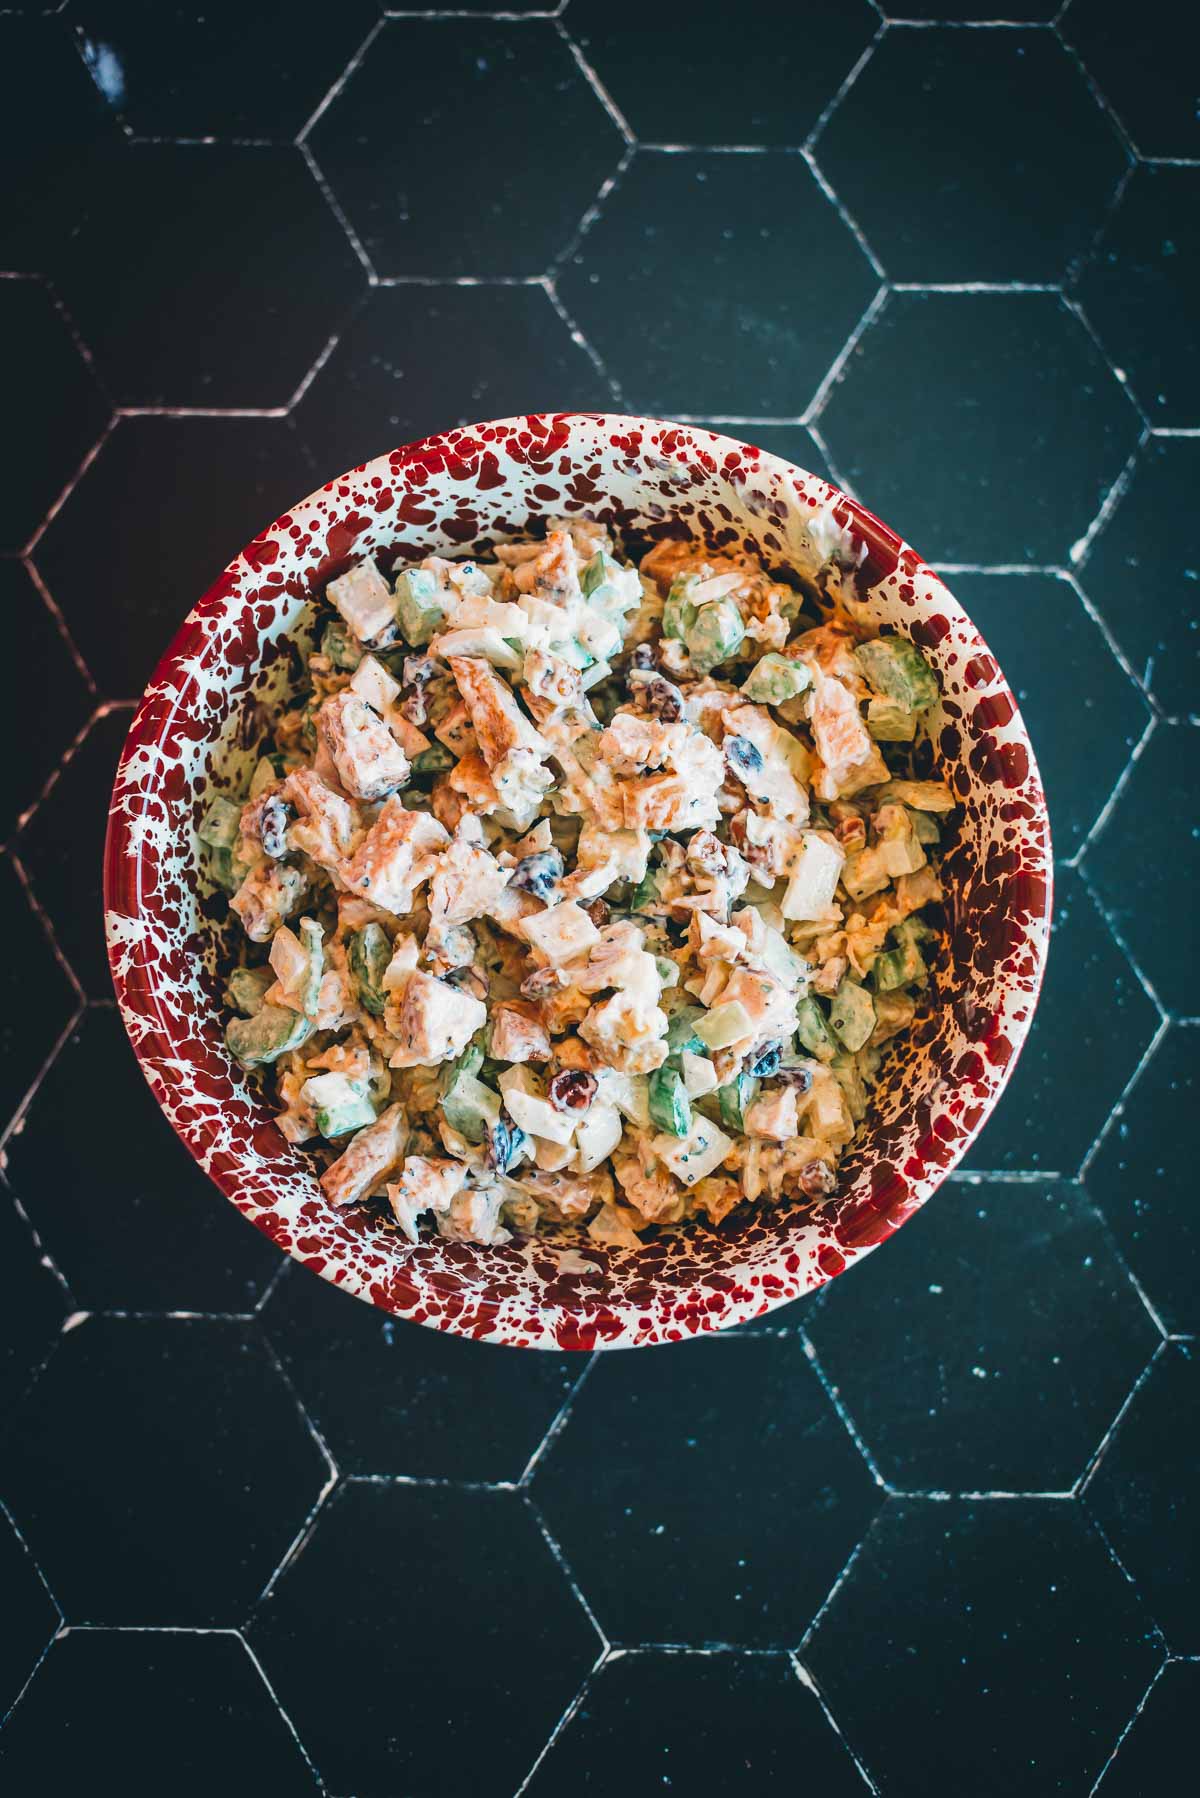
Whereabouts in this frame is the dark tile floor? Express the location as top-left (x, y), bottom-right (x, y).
top-left (1, 4), bottom-right (1196, 1793)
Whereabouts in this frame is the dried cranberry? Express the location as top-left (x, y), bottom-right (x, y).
top-left (582, 897), bottom-right (610, 929)
top-left (777, 1063), bottom-right (814, 1093)
top-left (628, 643), bottom-right (657, 672)
top-left (635, 674), bottom-right (684, 722)
top-left (725, 736), bottom-right (763, 776)
top-left (399, 684), bottom-right (428, 726)
top-left (797, 1160), bottom-right (837, 1199)
top-left (548, 1069), bottom-right (598, 1113)
top-left (259, 796), bottom-right (295, 861)
top-left (486, 1117), bottom-right (527, 1174)
top-left (746, 1041), bottom-right (781, 1078)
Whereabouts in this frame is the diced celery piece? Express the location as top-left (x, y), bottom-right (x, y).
top-left (303, 1072), bottom-right (376, 1139)
top-left (198, 796), bottom-right (242, 849)
top-left (226, 1003), bottom-right (312, 1068)
top-left (741, 652), bottom-right (811, 705)
top-left (866, 696), bottom-right (918, 741)
top-left (349, 923), bottom-right (390, 1017)
top-left (224, 966), bottom-right (273, 1017)
top-left (320, 618), bottom-right (364, 671)
top-left (760, 925), bottom-right (807, 988)
top-left (718, 1071), bottom-right (760, 1133)
top-left (795, 995), bottom-right (837, 1063)
top-left (666, 1005), bottom-right (707, 1055)
top-left (393, 568), bottom-right (445, 647)
top-left (443, 1070), bottom-right (502, 1144)
top-left (296, 919), bottom-right (324, 1019)
top-left (829, 980), bottom-right (876, 1052)
top-left (648, 1067), bottom-right (692, 1137)
top-left (874, 935), bottom-right (928, 993)
top-left (909, 808), bottom-right (940, 845)
top-left (410, 743), bottom-right (455, 775)
top-left (631, 866), bottom-right (665, 913)
top-left (685, 595), bottom-right (745, 673)
top-left (856, 636), bottom-right (939, 712)
top-left (662, 575), bottom-right (698, 640)
top-left (695, 1000), bottom-right (753, 1051)
top-left (582, 550), bottom-right (617, 597)
top-left (654, 956), bottom-right (680, 988)
top-left (579, 657), bottom-right (612, 691)
top-left (874, 779), bottom-right (955, 814)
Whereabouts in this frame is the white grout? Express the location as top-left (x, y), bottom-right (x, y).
top-left (790, 1654), bottom-right (881, 1794)
top-left (553, 16), bottom-right (634, 145)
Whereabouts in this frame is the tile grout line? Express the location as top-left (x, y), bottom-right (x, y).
top-left (1075, 857), bottom-right (1169, 1022)
top-left (0, 1502), bottom-right (62, 1733)
top-left (551, 143), bottom-right (635, 274)
top-left (511, 1655), bottom-right (607, 1797)
top-left (1075, 1341), bottom-right (1166, 1495)
top-left (17, 558), bottom-right (97, 703)
top-left (295, 13), bottom-right (387, 147)
top-left (553, 17), bottom-right (635, 146)
top-left (1086, 1658), bottom-right (1168, 1798)
top-left (518, 1350), bottom-right (599, 1487)
top-left (1076, 1009), bottom-right (1171, 1190)
top-left (237, 1632), bottom-right (330, 1794)
top-left (7, 849), bottom-right (85, 1006)
top-left (790, 1654), bottom-right (881, 1795)
top-left (802, 147), bottom-right (887, 282)
top-left (1070, 710), bottom-right (1157, 873)
top-left (804, 21), bottom-right (885, 156)
top-left (1, 1176), bottom-right (75, 1306)
top-left (541, 276), bottom-right (625, 408)
top-left (3, 700), bottom-right (128, 854)
top-left (1058, 567), bottom-right (1161, 725)
top-left (1068, 432), bottom-right (1148, 569)
top-left (298, 142), bottom-right (378, 285)
top-left (1052, 18), bottom-right (1141, 164)
top-left (523, 1494), bottom-right (610, 1652)
top-left (22, 417), bottom-right (117, 559)
top-left (799, 1330), bottom-right (889, 1491)
top-left (1074, 1170), bottom-right (1172, 1342)
top-left (804, 283), bottom-right (890, 425)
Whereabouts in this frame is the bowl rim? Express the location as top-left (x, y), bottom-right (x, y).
top-left (103, 413), bottom-right (1053, 1348)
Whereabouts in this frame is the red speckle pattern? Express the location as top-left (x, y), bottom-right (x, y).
top-left (102, 414), bottom-right (1052, 1350)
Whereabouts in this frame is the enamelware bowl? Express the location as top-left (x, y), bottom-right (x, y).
top-left (103, 414), bottom-right (1051, 1349)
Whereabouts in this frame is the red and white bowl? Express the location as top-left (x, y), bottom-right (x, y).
top-left (103, 415), bottom-right (1052, 1349)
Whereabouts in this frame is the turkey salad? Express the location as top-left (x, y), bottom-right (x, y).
top-left (202, 515), bottom-right (952, 1251)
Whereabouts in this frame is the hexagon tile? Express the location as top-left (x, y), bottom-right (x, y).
top-left (0, 1630), bottom-right (318, 1793)
top-left (557, 150), bottom-right (879, 417)
top-left (814, 27), bottom-right (1127, 285)
top-left (308, 19), bottom-right (625, 278)
top-left (532, 1335), bottom-right (882, 1647)
top-left (262, 1260), bottom-right (581, 1482)
top-left (248, 1481), bottom-right (600, 1796)
top-left (32, 416), bottom-right (316, 698)
top-left (805, 1500), bottom-right (1163, 1797)
top-left (806, 1180), bottom-right (1158, 1495)
top-left (2, 1317), bottom-right (331, 1626)
top-left (818, 292), bottom-right (1141, 567)
top-left (71, 0), bottom-right (380, 142)
top-left (5, 1009), bottom-right (280, 1315)
top-left (53, 143), bottom-right (362, 408)
top-left (1061, 0), bottom-right (1200, 160)
top-left (525, 1652), bottom-right (870, 1796)
top-left (292, 283), bottom-right (613, 487)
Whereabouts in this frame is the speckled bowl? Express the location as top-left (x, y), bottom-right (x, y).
top-left (103, 414), bottom-right (1051, 1349)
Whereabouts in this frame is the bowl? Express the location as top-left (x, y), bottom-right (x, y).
top-left (103, 414), bottom-right (1051, 1349)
